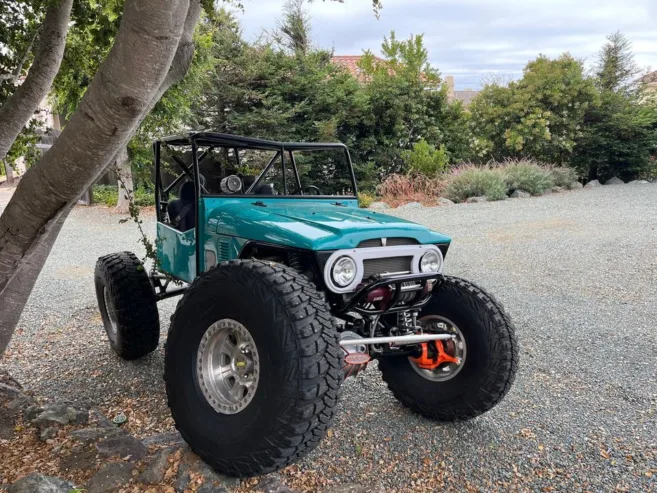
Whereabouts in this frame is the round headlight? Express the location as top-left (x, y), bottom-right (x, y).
top-left (420, 250), bottom-right (441, 273)
top-left (332, 256), bottom-right (357, 287)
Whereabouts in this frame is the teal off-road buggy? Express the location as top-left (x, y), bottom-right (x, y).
top-left (94, 132), bottom-right (518, 477)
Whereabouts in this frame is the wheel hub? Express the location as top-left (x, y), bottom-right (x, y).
top-left (196, 319), bottom-right (260, 415)
top-left (409, 315), bottom-right (466, 382)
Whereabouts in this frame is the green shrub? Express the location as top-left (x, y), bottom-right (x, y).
top-left (445, 165), bottom-right (507, 202)
top-left (134, 187), bottom-right (155, 206)
top-left (549, 166), bottom-right (579, 188)
top-left (501, 160), bottom-right (554, 195)
top-left (401, 139), bottom-right (449, 176)
top-left (92, 184), bottom-right (155, 207)
top-left (93, 185), bottom-right (118, 206)
top-left (358, 192), bottom-right (375, 208)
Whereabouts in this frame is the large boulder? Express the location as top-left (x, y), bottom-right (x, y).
top-left (605, 176), bottom-right (624, 185)
top-left (510, 190), bottom-right (530, 198)
top-left (569, 181), bottom-right (583, 189)
top-left (59, 443), bottom-right (100, 472)
top-left (96, 434), bottom-right (147, 461)
top-left (627, 179), bottom-right (649, 185)
top-left (86, 462), bottom-right (135, 493)
top-left (70, 426), bottom-right (124, 444)
top-left (584, 179), bottom-right (601, 188)
top-left (32, 403), bottom-right (88, 429)
top-left (174, 448), bottom-right (240, 492)
top-left (24, 404), bottom-right (45, 421)
top-left (396, 201), bottom-right (422, 209)
top-left (8, 473), bottom-right (75, 493)
top-left (138, 447), bottom-right (174, 484)
top-left (437, 197), bottom-right (454, 206)
top-left (368, 201), bottom-right (390, 210)
top-left (39, 427), bottom-right (58, 441)
top-left (256, 475), bottom-right (299, 493)
top-left (465, 196), bottom-right (488, 203)
top-left (142, 431), bottom-right (185, 447)
top-left (196, 482), bottom-right (230, 493)
top-left (0, 377), bottom-right (36, 440)
top-left (0, 382), bottom-right (23, 404)
top-left (89, 408), bottom-right (116, 429)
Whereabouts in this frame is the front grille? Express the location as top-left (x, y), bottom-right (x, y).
top-left (363, 256), bottom-right (413, 279)
top-left (358, 238), bottom-right (418, 248)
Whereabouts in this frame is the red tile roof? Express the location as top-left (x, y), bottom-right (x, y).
top-left (640, 70), bottom-right (657, 84)
top-left (331, 55), bottom-right (385, 80)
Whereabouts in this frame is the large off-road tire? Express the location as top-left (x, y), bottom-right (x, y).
top-left (94, 252), bottom-right (160, 360)
top-left (164, 260), bottom-right (343, 477)
top-left (379, 276), bottom-right (518, 421)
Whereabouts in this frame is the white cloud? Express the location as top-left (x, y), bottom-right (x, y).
top-left (234, 0), bottom-right (657, 89)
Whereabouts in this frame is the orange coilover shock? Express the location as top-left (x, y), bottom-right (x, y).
top-left (411, 339), bottom-right (460, 370)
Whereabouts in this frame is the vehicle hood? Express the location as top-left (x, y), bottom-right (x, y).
top-left (205, 199), bottom-right (451, 250)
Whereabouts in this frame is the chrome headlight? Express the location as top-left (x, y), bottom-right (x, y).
top-left (420, 250), bottom-right (441, 273)
top-left (332, 256), bottom-right (357, 287)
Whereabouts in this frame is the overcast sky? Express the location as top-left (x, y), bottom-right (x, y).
top-left (232, 0), bottom-right (657, 90)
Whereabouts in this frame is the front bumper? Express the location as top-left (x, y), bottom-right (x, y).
top-left (336, 272), bottom-right (443, 315)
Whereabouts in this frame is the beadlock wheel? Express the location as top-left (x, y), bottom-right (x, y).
top-left (379, 275), bottom-right (518, 422)
top-left (164, 260), bottom-right (343, 477)
top-left (94, 251), bottom-right (160, 360)
top-left (197, 319), bottom-right (260, 415)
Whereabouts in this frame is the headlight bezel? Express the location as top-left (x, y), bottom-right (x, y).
top-left (419, 249), bottom-right (442, 273)
top-left (331, 255), bottom-right (357, 287)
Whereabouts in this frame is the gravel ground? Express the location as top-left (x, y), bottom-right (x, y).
top-left (2, 184), bottom-right (657, 491)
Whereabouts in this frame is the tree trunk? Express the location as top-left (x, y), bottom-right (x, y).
top-left (0, 0), bottom-right (74, 161)
top-left (0, 207), bottom-right (70, 357)
top-left (0, 0), bottom-right (194, 356)
top-left (4, 162), bottom-right (14, 185)
top-left (114, 146), bottom-right (133, 214)
top-left (108, 0), bottom-right (202, 205)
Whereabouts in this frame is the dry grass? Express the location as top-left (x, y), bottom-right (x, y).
top-left (377, 174), bottom-right (446, 208)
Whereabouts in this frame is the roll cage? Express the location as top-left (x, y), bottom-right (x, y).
top-left (153, 132), bottom-right (359, 223)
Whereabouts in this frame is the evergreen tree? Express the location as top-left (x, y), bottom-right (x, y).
top-left (572, 32), bottom-right (657, 181)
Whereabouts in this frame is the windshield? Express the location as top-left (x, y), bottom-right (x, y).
top-left (159, 143), bottom-right (356, 198)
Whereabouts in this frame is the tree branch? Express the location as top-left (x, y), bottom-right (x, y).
top-left (0, 0), bottom-right (73, 160)
top-left (15, 29), bottom-right (41, 81)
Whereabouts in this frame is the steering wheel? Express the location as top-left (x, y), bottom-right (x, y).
top-left (305, 185), bottom-right (322, 195)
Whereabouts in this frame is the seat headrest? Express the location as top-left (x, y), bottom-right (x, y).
top-left (179, 181), bottom-right (195, 202)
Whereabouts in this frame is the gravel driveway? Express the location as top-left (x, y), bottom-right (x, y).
top-left (2, 184), bottom-right (656, 491)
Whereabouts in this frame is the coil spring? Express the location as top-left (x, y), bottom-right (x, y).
top-left (288, 252), bottom-right (303, 273)
top-left (399, 311), bottom-right (413, 327)
top-left (399, 310), bottom-right (419, 330)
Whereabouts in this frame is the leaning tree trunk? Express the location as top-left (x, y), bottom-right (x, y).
top-left (0, 0), bottom-right (200, 357)
top-left (0, 0), bottom-right (74, 162)
top-left (110, 0), bottom-right (202, 209)
top-left (114, 146), bottom-right (133, 214)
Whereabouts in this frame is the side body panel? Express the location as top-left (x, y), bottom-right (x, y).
top-left (157, 223), bottom-right (196, 282)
